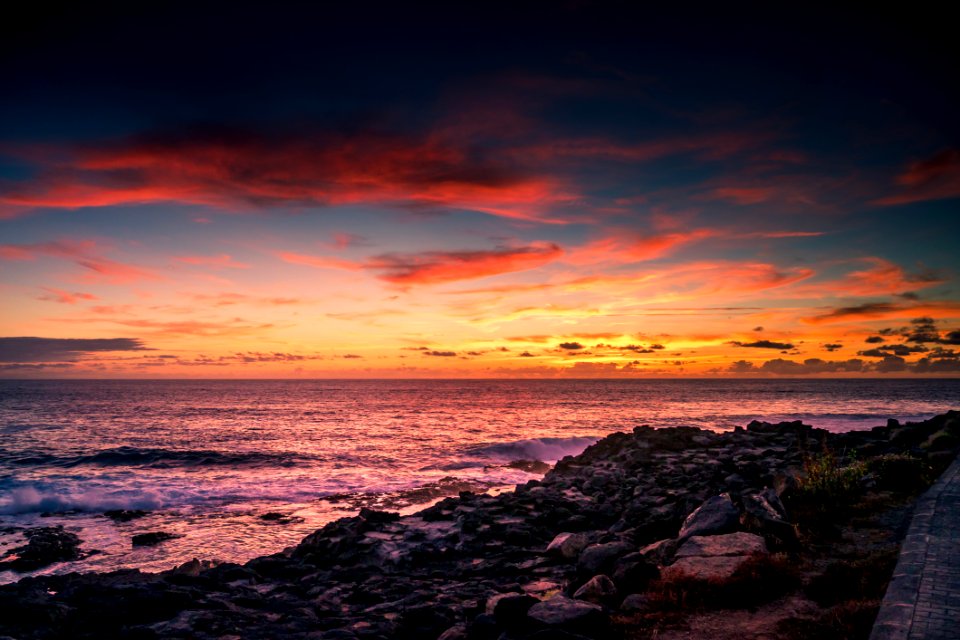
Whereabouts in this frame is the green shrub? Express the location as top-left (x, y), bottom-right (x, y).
top-left (795, 449), bottom-right (867, 505)
top-left (866, 454), bottom-right (931, 492)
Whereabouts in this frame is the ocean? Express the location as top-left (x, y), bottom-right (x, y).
top-left (1, 378), bottom-right (957, 583)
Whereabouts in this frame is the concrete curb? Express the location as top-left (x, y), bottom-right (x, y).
top-left (869, 455), bottom-right (960, 640)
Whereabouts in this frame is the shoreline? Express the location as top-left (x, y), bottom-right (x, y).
top-left (1, 411), bottom-right (958, 639)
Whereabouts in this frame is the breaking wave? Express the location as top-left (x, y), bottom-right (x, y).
top-left (0, 446), bottom-right (308, 469)
top-left (466, 436), bottom-right (598, 463)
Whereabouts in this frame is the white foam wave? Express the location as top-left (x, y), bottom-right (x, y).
top-left (467, 436), bottom-right (598, 463)
top-left (0, 486), bottom-right (165, 515)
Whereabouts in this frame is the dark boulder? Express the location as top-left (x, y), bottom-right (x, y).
top-left (0, 526), bottom-right (82, 571)
top-left (132, 531), bottom-right (182, 547)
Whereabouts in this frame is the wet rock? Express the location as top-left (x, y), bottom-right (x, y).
top-left (677, 493), bottom-right (739, 539)
top-left (507, 459), bottom-right (552, 474)
top-left (0, 526), bottom-right (82, 571)
top-left (572, 574), bottom-right (616, 604)
top-left (358, 508), bottom-right (400, 523)
top-left (132, 531), bottom-right (182, 547)
top-left (103, 509), bottom-right (149, 522)
top-left (545, 532), bottom-right (589, 559)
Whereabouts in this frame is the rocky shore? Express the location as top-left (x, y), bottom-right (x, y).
top-left (1, 411), bottom-right (958, 640)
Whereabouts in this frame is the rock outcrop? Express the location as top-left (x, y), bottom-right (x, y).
top-left (0, 410), bottom-right (957, 639)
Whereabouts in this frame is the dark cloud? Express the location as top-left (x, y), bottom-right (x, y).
top-left (0, 362), bottom-right (76, 371)
top-left (621, 344), bottom-right (655, 353)
top-left (730, 340), bottom-right (795, 350)
top-left (753, 326), bottom-right (764, 331)
top-left (425, 350), bottom-right (457, 357)
top-left (864, 336), bottom-right (885, 343)
top-left (519, 351), bottom-right (536, 357)
top-left (858, 344), bottom-right (927, 357)
top-left (875, 355), bottom-right (908, 372)
top-left (558, 342), bottom-right (584, 350)
top-left (0, 337), bottom-right (149, 363)
top-left (823, 343), bottom-right (842, 352)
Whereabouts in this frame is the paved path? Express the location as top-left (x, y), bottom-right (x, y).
top-left (870, 455), bottom-right (960, 640)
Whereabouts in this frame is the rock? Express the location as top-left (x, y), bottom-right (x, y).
top-left (637, 538), bottom-right (678, 565)
top-left (677, 493), bottom-right (739, 539)
top-left (103, 509), bottom-right (149, 522)
top-left (0, 526), bottom-right (82, 571)
top-left (131, 531), bottom-right (181, 547)
top-left (573, 574), bottom-right (616, 604)
top-left (740, 489), bottom-right (798, 546)
top-left (171, 558), bottom-right (218, 577)
top-left (577, 541), bottom-right (632, 576)
top-left (507, 459), bottom-right (552, 474)
top-left (357, 508), bottom-right (399, 523)
top-left (486, 592), bottom-right (538, 628)
top-left (667, 555), bottom-right (754, 580)
top-left (611, 555), bottom-right (659, 593)
top-left (675, 532), bottom-right (767, 558)
top-left (546, 532), bottom-right (589, 559)
top-left (668, 531), bottom-right (768, 581)
top-left (437, 623), bottom-right (468, 640)
top-left (619, 593), bottom-right (653, 612)
top-left (527, 595), bottom-right (605, 632)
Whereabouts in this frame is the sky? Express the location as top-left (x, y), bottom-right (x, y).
top-left (1, 3), bottom-right (958, 378)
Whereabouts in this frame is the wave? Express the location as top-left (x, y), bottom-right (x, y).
top-left (0, 486), bottom-right (164, 515)
top-left (466, 436), bottom-right (598, 463)
top-left (0, 446), bottom-right (308, 469)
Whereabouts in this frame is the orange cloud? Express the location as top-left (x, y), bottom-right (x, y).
top-left (37, 288), bottom-right (99, 304)
top-left (175, 254), bottom-right (250, 269)
top-left (0, 240), bottom-right (161, 284)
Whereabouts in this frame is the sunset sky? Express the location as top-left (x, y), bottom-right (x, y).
top-left (1, 4), bottom-right (958, 377)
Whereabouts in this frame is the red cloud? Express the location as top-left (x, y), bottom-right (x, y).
top-left (566, 229), bottom-right (717, 265)
top-left (368, 242), bottom-right (563, 285)
top-left (0, 130), bottom-right (571, 223)
top-left (874, 149), bottom-right (960, 206)
top-left (280, 242), bottom-right (563, 285)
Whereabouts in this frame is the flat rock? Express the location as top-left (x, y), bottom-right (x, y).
top-left (675, 532), bottom-right (767, 558)
top-left (666, 555), bottom-right (753, 580)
